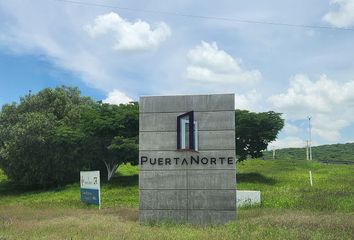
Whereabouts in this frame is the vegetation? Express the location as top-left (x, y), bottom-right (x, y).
top-left (237, 159), bottom-right (354, 212)
top-left (235, 110), bottom-right (284, 161)
top-left (0, 86), bottom-right (285, 187)
top-left (0, 87), bottom-right (139, 187)
top-left (0, 87), bottom-right (94, 187)
top-left (1, 159), bottom-right (354, 239)
top-left (80, 102), bottom-right (139, 181)
top-left (263, 142), bottom-right (354, 163)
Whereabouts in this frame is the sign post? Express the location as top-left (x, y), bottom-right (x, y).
top-left (80, 171), bottom-right (100, 208)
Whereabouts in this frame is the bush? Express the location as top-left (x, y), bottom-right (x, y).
top-left (0, 86), bottom-right (94, 187)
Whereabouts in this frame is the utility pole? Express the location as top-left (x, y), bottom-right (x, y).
top-left (308, 116), bottom-right (312, 161)
top-left (272, 146), bottom-right (276, 160)
top-left (306, 140), bottom-right (309, 160)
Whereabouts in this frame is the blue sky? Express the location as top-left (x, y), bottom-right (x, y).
top-left (0, 0), bottom-right (354, 148)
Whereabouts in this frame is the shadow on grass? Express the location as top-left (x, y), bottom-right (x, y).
top-left (0, 180), bottom-right (67, 197)
top-left (109, 175), bottom-right (138, 187)
top-left (0, 175), bottom-right (139, 197)
top-left (0, 181), bottom-right (20, 196)
top-left (237, 172), bottom-right (276, 185)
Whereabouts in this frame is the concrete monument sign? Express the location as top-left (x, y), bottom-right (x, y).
top-left (139, 94), bottom-right (236, 224)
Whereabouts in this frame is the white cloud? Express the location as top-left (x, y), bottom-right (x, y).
top-left (0, 2), bottom-right (172, 94)
top-left (103, 89), bottom-right (133, 105)
top-left (85, 12), bottom-right (171, 52)
top-left (235, 90), bottom-right (262, 111)
top-left (323, 0), bottom-right (354, 28)
top-left (270, 137), bottom-right (307, 149)
top-left (0, 22), bottom-right (112, 91)
top-left (310, 114), bottom-right (349, 140)
top-left (269, 74), bottom-right (354, 141)
top-left (269, 74), bottom-right (354, 117)
top-left (283, 122), bottom-right (300, 135)
top-left (186, 41), bottom-right (261, 85)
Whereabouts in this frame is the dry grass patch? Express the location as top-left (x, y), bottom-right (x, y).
top-left (1, 206), bottom-right (354, 240)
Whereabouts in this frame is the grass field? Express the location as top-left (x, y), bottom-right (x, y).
top-left (1, 160), bottom-right (354, 239)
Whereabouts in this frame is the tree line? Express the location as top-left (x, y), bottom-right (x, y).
top-left (0, 86), bottom-right (283, 187)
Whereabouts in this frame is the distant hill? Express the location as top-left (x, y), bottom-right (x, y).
top-left (263, 142), bottom-right (354, 163)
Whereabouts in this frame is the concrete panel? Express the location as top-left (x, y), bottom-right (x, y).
top-left (188, 190), bottom-right (236, 210)
top-left (199, 131), bottom-right (235, 150)
top-left (188, 210), bottom-right (236, 224)
top-left (139, 170), bottom-right (187, 189)
top-left (140, 94), bottom-right (234, 113)
top-left (139, 131), bottom-right (235, 151)
top-left (139, 150), bottom-right (236, 170)
top-left (140, 111), bottom-right (235, 132)
top-left (139, 210), bottom-right (187, 223)
top-left (188, 170), bottom-right (236, 189)
top-left (139, 131), bottom-right (176, 151)
top-left (139, 190), bottom-right (187, 210)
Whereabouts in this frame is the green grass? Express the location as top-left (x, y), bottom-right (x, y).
top-left (116, 163), bottom-right (139, 176)
top-left (0, 169), bottom-right (7, 183)
top-left (237, 159), bottom-right (354, 212)
top-left (1, 160), bottom-right (354, 239)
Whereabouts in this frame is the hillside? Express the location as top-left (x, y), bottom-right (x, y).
top-left (263, 142), bottom-right (354, 163)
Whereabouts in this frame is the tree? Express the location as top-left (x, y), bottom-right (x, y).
top-left (235, 110), bottom-right (284, 161)
top-left (106, 136), bottom-right (138, 180)
top-left (0, 86), bottom-right (140, 186)
top-left (0, 86), bottom-right (94, 187)
top-left (80, 102), bottom-right (139, 181)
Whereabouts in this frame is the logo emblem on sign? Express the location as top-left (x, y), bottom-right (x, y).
top-left (177, 111), bottom-right (198, 151)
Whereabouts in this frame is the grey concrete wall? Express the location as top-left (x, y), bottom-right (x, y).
top-left (140, 131), bottom-right (235, 151)
top-left (139, 94), bottom-right (236, 224)
top-left (140, 111), bottom-right (235, 132)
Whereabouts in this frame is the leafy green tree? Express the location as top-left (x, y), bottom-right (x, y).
top-left (0, 86), bottom-right (94, 187)
top-left (80, 102), bottom-right (139, 181)
top-left (235, 110), bottom-right (284, 161)
top-left (107, 136), bottom-right (138, 180)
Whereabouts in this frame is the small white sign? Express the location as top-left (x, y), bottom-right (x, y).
top-left (80, 171), bottom-right (100, 190)
top-left (80, 171), bottom-right (100, 207)
top-left (236, 190), bottom-right (261, 207)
